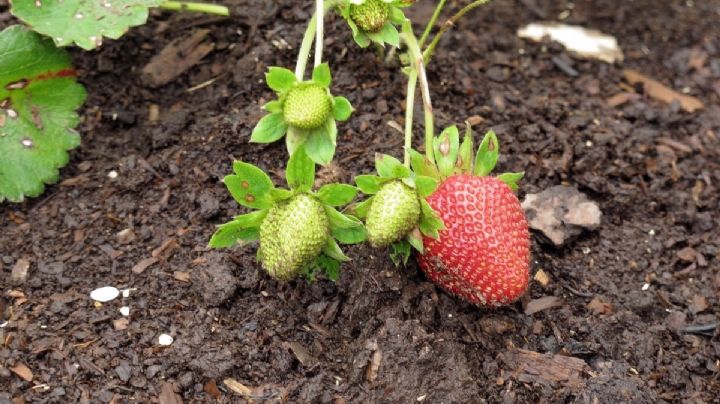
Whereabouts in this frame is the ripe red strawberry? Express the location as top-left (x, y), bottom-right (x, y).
top-left (417, 174), bottom-right (530, 306)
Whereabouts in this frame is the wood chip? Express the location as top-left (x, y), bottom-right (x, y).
top-left (113, 318), bottom-right (129, 331)
top-left (152, 238), bottom-right (180, 261)
top-left (132, 257), bottom-right (159, 274)
top-left (689, 295), bottom-right (708, 314)
top-left (525, 296), bottom-right (562, 315)
top-left (142, 29), bottom-right (215, 87)
top-left (508, 348), bottom-right (589, 387)
top-left (587, 296), bottom-right (614, 315)
top-left (282, 341), bottom-right (316, 367)
top-left (623, 69), bottom-right (704, 112)
top-left (223, 378), bottom-right (252, 397)
top-left (677, 247), bottom-right (696, 262)
top-left (534, 269), bottom-right (551, 287)
top-left (606, 92), bottom-right (640, 107)
top-left (173, 272), bottom-right (191, 283)
top-left (10, 259), bottom-right (30, 285)
top-left (203, 380), bottom-right (221, 399)
top-left (158, 381), bottom-right (183, 404)
top-left (366, 349), bottom-right (382, 382)
top-left (10, 362), bottom-right (34, 382)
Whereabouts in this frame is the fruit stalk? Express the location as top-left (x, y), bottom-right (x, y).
top-left (403, 68), bottom-right (418, 167)
top-left (315, 0), bottom-right (324, 67)
top-left (295, 0), bottom-right (338, 79)
top-left (401, 23), bottom-right (435, 163)
top-left (418, 0), bottom-right (446, 48)
top-left (423, 0), bottom-right (493, 64)
top-left (158, 1), bottom-right (230, 16)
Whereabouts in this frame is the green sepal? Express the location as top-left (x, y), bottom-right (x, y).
top-left (263, 100), bottom-right (283, 113)
top-left (224, 161), bottom-right (274, 209)
top-left (333, 96), bottom-right (353, 121)
top-left (375, 153), bottom-right (411, 179)
top-left (433, 125), bottom-right (460, 179)
top-left (266, 66), bottom-right (297, 93)
top-left (355, 175), bottom-right (384, 194)
top-left (325, 206), bottom-right (367, 244)
top-left (305, 121), bottom-right (337, 165)
top-left (316, 183), bottom-right (359, 206)
top-left (414, 176), bottom-right (438, 198)
top-left (388, 7), bottom-right (406, 24)
top-left (209, 210), bottom-right (267, 248)
top-left (456, 124), bottom-right (474, 174)
top-left (409, 149), bottom-right (439, 178)
top-left (270, 188), bottom-right (294, 202)
top-left (366, 23), bottom-right (400, 47)
top-left (419, 199), bottom-right (444, 239)
top-left (497, 172), bottom-right (524, 191)
top-left (474, 129), bottom-right (499, 176)
top-left (286, 126), bottom-right (307, 155)
top-left (406, 228), bottom-right (424, 253)
top-left (286, 145), bottom-right (315, 192)
top-left (312, 63), bottom-right (332, 87)
top-left (250, 112), bottom-right (288, 143)
top-left (302, 254), bottom-right (341, 283)
top-left (349, 197), bottom-right (374, 219)
top-left (322, 237), bottom-right (351, 262)
top-left (389, 240), bottom-right (411, 266)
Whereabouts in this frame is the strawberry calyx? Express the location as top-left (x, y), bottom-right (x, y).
top-left (339, 0), bottom-right (410, 48)
top-left (352, 153), bottom-right (444, 265)
top-left (410, 124), bottom-right (525, 189)
top-left (251, 63), bottom-right (353, 166)
top-left (209, 146), bottom-right (366, 282)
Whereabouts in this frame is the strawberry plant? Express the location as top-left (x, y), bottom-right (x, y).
top-left (0, 1), bottom-right (228, 202)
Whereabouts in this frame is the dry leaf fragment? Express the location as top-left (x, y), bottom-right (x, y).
top-left (623, 69), bottom-right (704, 112)
top-left (132, 257), bottom-right (159, 274)
top-left (10, 362), bottom-right (33, 382)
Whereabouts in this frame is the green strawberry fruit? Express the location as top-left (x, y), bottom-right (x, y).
top-left (283, 83), bottom-right (332, 129)
top-left (259, 194), bottom-right (329, 280)
top-left (350, 0), bottom-right (390, 33)
top-left (366, 180), bottom-right (421, 247)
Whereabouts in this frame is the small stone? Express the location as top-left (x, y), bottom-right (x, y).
top-left (119, 306), bottom-right (130, 316)
top-left (158, 334), bottom-right (174, 346)
top-left (10, 259), bottom-right (30, 285)
top-left (90, 286), bottom-right (120, 303)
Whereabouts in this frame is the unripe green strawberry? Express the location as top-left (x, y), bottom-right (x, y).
top-left (259, 194), bottom-right (329, 280)
top-left (283, 84), bottom-right (332, 129)
top-left (350, 0), bottom-right (390, 33)
top-left (366, 180), bottom-right (421, 247)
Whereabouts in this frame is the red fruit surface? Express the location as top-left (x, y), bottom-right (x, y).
top-left (417, 174), bottom-right (530, 306)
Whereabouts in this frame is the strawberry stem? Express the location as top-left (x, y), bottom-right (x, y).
top-left (418, 0), bottom-right (446, 48)
top-left (295, 0), bottom-right (338, 80)
top-left (403, 69), bottom-right (418, 167)
top-left (315, 0), bottom-right (324, 68)
top-left (158, 1), bottom-right (229, 15)
top-left (423, 0), bottom-right (493, 65)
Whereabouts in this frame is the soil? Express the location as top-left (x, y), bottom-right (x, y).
top-left (2, 0), bottom-right (720, 402)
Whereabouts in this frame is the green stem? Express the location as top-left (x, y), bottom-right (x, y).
top-left (403, 69), bottom-right (418, 167)
top-left (295, 0), bottom-right (338, 80)
top-left (401, 22), bottom-right (434, 164)
top-left (159, 1), bottom-right (229, 15)
top-left (315, 0), bottom-right (324, 67)
top-left (418, 0), bottom-right (446, 49)
top-left (423, 0), bottom-right (492, 64)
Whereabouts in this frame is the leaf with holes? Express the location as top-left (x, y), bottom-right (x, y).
top-left (0, 26), bottom-right (87, 203)
top-left (11, 0), bottom-right (165, 50)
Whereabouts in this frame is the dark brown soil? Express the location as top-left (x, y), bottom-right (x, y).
top-left (2, 0), bottom-right (720, 402)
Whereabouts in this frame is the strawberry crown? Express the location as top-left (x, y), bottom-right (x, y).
top-left (351, 153), bottom-right (444, 264)
top-left (250, 63), bottom-right (353, 166)
top-left (339, 0), bottom-right (409, 48)
top-left (209, 146), bottom-right (366, 281)
top-left (411, 125), bottom-right (525, 191)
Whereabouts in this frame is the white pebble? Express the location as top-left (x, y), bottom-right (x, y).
top-left (119, 306), bottom-right (130, 316)
top-left (158, 334), bottom-right (174, 346)
top-left (642, 283), bottom-right (650, 291)
top-left (90, 286), bottom-right (120, 302)
top-left (107, 170), bottom-right (118, 179)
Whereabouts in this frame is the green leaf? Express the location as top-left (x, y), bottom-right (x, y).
top-left (305, 125), bottom-right (336, 166)
top-left (322, 237), bottom-right (350, 262)
top-left (389, 240), bottom-right (411, 266)
top-left (332, 96), bottom-right (353, 121)
top-left (414, 176), bottom-right (438, 198)
top-left (264, 100), bottom-right (283, 113)
top-left (474, 129), bottom-right (499, 176)
top-left (419, 199), bottom-right (444, 239)
top-left (317, 183), bottom-right (358, 206)
top-left (225, 161), bottom-right (274, 209)
top-left (406, 228), bottom-right (424, 253)
top-left (326, 206), bottom-right (366, 244)
top-left (312, 63), bottom-right (332, 87)
top-left (11, 0), bottom-right (164, 50)
top-left (0, 26), bottom-right (86, 203)
top-left (433, 125), bottom-right (460, 179)
top-left (286, 126), bottom-right (308, 155)
top-left (250, 112), bottom-right (288, 143)
top-left (286, 146), bottom-right (315, 192)
top-left (265, 66), bottom-right (297, 93)
top-left (388, 7), bottom-right (406, 23)
top-left (496, 172), bottom-right (524, 191)
top-left (208, 210), bottom-right (267, 248)
top-left (409, 149), bottom-right (439, 178)
top-left (349, 197), bottom-right (374, 219)
top-left (304, 254), bottom-right (342, 282)
top-left (375, 153), bottom-right (410, 179)
top-left (354, 175), bottom-right (383, 194)
top-left (456, 124), bottom-right (474, 173)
